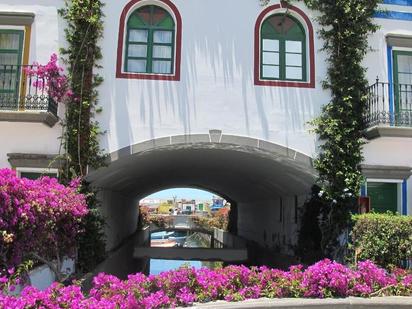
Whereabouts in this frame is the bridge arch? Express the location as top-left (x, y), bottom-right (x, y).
top-left (87, 133), bottom-right (316, 267)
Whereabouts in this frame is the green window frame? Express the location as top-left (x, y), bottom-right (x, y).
top-left (392, 50), bottom-right (412, 114)
top-left (260, 14), bottom-right (307, 82)
top-left (0, 29), bottom-right (24, 108)
top-left (124, 5), bottom-right (175, 75)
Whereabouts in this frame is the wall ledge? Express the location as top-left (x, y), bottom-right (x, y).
top-left (365, 126), bottom-right (412, 139)
top-left (0, 12), bottom-right (35, 25)
top-left (0, 111), bottom-right (58, 127)
top-left (196, 296), bottom-right (412, 308)
top-left (361, 164), bottom-right (412, 179)
top-left (7, 153), bottom-right (62, 169)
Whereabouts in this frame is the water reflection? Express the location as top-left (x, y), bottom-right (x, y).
top-left (149, 259), bottom-right (223, 275)
top-left (150, 231), bottom-right (211, 248)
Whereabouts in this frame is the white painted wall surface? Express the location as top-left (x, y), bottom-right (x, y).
top-left (1, 0), bottom-right (410, 172)
top-left (0, 121), bottom-right (62, 167)
top-left (29, 258), bottom-right (74, 291)
top-left (97, 0), bottom-right (327, 158)
top-left (0, 0), bottom-right (65, 168)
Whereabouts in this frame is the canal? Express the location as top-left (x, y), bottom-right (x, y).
top-left (149, 231), bottom-right (222, 275)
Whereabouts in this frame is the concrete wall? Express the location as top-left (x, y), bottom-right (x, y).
top-left (237, 194), bottom-right (307, 256)
top-left (196, 297), bottom-right (412, 308)
top-left (98, 190), bottom-right (139, 250)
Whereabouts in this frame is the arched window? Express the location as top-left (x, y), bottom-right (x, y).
top-left (125, 5), bottom-right (175, 74)
top-left (117, 0), bottom-right (182, 81)
top-left (254, 4), bottom-right (315, 88)
top-left (261, 14), bottom-right (306, 81)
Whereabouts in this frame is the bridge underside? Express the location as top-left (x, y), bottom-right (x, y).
top-left (87, 134), bottom-right (316, 272)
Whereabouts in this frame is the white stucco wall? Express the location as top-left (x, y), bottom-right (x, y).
top-left (96, 0), bottom-right (328, 158)
top-left (1, 0), bottom-right (410, 170)
top-left (0, 0), bottom-right (65, 168)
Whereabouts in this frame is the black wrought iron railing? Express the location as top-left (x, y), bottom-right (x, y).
top-left (365, 79), bottom-right (412, 128)
top-left (0, 64), bottom-right (57, 116)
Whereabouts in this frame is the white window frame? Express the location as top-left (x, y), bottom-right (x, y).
top-left (16, 167), bottom-right (59, 178)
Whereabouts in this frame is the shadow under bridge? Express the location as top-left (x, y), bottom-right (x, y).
top-left (87, 133), bottom-right (316, 272)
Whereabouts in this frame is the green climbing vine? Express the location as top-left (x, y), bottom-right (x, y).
top-left (58, 0), bottom-right (107, 273)
top-left (295, 0), bottom-right (381, 260)
top-left (258, 0), bottom-right (381, 260)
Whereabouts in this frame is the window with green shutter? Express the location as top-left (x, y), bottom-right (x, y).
top-left (20, 172), bottom-right (58, 180)
top-left (367, 182), bottom-right (398, 213)
top-left (0, 29), bottom-right (24, 109)
top-left (260, 14), bottom-right (306, 82)
top-left (125, 5), bottom-right (175, 74)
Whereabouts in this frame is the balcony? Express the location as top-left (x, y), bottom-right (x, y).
top-left (0, 64), bottom-right (58, 127)
top-left (364, 79), bottom-right (412, 139)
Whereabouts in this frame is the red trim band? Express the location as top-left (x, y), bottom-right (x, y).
top-left (116, 0), bottom-right (182, 81)
top-left (254, 3), bottom-right (315, 88)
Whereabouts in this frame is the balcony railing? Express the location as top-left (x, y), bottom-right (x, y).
top-left (365, 79), bottom-right (412, 128)
top-left (0, 64), bottom-right (57, 116)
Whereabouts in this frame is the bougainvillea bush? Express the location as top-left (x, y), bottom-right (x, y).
top-left (0, 168), bottom-right (88, 282)
top-left (24, 53), bottom-right (71, 103)
top-left (1, 259), bottom-right (412, 308)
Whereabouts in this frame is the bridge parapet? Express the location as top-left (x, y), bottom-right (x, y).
top-left (148, 214), bottom-right (200, 230)
top-left (135, 221), bottom-right (248, 261)
top-left (213, 228), bottom-right (246, 249)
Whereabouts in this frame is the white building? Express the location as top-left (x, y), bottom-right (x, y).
top-left (1, 0), bottom-right (412, 252)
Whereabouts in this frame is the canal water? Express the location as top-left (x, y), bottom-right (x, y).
top-left (149, 231), bottom-right (222, 275)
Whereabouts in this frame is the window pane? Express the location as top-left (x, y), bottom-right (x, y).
top-left (0, 33), bottom-right (20, 50)
top-left (0, 53), bottom-right (18, 66)
top-left (128, 44), bottom-right (147, 57)
top-left (153, 45), bottom-right (172, 59)
top-left (262, 52), bottom-right (279, 65)
top-left (262, 39), bottom-right (279, 52)
top-left (286, 53), bottom-right (302, 66)
top-left (286, 66), bottom-right (302, 80)
top-left (285, 41), bottom-right (302, 53)
top-left (152, 60), bottom-right (172, 74)
top-left (397, 55), bottom-right (412, 74)
top-left (262, 65), bottom-right (279, 79)
top-left (0, 72), bottom-right (18, 90)
top-left (400, 90), bottom-right (412, 105)
top-left (398, 73), bottom-right (412, 85)
top-left (127, 59), bottom-right (147, 72)
top-left (129, 29), bottom-right (148, 42)
top-left (153, 30), bottom-right (173, 43)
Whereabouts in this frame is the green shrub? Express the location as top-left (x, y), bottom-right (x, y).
top-left (350, 213), bottom-right (412, 268)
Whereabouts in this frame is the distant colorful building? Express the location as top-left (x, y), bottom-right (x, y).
top-left (210, 197), bottom-right (225, 212)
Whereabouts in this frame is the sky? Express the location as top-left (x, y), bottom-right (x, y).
top-left (146, 188), bottom-right (217, 200)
